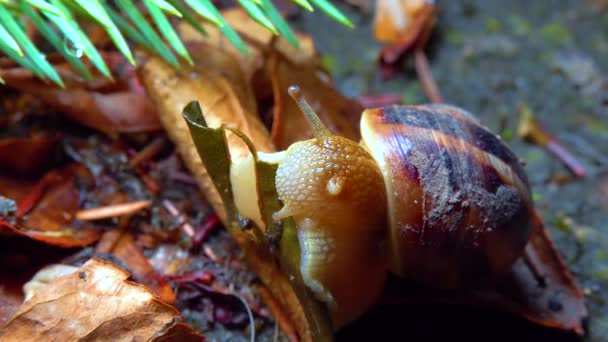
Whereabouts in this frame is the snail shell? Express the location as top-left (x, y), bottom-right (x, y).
top-left (361, 104), bottom-right (532, 289)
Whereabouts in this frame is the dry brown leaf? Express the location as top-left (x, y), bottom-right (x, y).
top-left (0, 134), bottom-right (61, 177)
top-left (179, 8), bottom-right (317, 82)
top-left (3, 76), bottom-right (160, 137)
top-left (374, 0), bottom-right (437, 64)
top-left (139, 55), bottom-right (274, 223)
top-left (139, 56), bottom-right (314, 341)
top-left (95, 230), bottom-right (176, 304)
top-left (0, 258), bottom-right (204, 341)
top-left (268, 52), bottom-right (363, 149)
top-left (0, 165), bottom-right (101, 248)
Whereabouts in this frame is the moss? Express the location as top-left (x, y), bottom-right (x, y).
top-left (539, 22), bottom-right (573, 46)
top-left (508, 15), bottom-right (531, 36)
top-left (485, 17), bottom-right (502, 33)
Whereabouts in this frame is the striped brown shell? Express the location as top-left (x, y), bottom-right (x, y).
top-left (361, 104), bottom-right (533, 288)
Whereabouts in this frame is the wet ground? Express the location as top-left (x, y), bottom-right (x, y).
top-left (295, 0), bottom-right (607, 340)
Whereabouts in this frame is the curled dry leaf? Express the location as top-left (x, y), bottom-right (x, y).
top-left (138, 54), bottom-right (274, 224)
top-left (374, 0), bottom-right (437, 64)
top-left (267, 52), bottom-right (363, 149)
top-left (139, 56), bottom-right (318, 340)
top-left (0, 258), bottom-right (204, 341)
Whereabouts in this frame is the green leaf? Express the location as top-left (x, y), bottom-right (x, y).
top-left (0, 20), bottom-right (23, 56)
top-left (0, 5), bottom-right (64, 86)
top-left (164, 0), bottom-right (207, 37)
top-left (144, 0), bottom-right (192, 64)
top-left (103, 3), bottom-right (155, 52)
top-left (20, 2), bottom-right (93, 80)
top-left (73, 0), bottom-right (135, 65)
top-left (182, 101), bottom-right (238, 224)
top-left (115, 0), bottom-right (179, 68)
top-left (260, 0), bottom-right (299, 46)
top-left (148, 0), bottom-right (182, 17)
top-left (309, 0), bottom-right (353, 28)
top-left (237, 0), bottom-right (277, 35)
top-left (183, 0), bottom-right (222, 26)
top-left (25, 0), bottom-right (64, 17)
top-left (292, 0), bottom-right (314, 12)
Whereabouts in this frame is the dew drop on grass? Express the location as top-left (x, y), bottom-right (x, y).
top-left (63, 37), bottom-right (84, 58)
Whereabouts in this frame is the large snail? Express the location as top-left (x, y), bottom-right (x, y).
top-left (229, 85), bottom-right (533, 329)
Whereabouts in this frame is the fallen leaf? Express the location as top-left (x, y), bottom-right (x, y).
top-left (179, 8), bottom-right (318, 82)
top-left (139, 55), bottom-right (274, 224)
top-left (0, 165), bottom-right (101, 248)
top-left (374, 0), bottom-right (437, 64)
top-left (0, 258), bottom-right (204, 341)
top-left (268, 52), bottom-right (363, 149)
top-left (0, 134), bottom-right (61, 177)
top-left (3, 70), bottom-right (160, 137)
top-left (95, 230), bottom-right (176, 304)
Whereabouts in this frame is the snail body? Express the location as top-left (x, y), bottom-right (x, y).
top-left (231, 86), bottom-right (533, 329)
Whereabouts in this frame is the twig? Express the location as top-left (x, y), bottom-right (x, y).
top-left (161, 199), bottom-right (196, 237)
top-left (517, 105), bottom-right (586, 177)
top-left (129, 136), bottom-right (166, 168)
top-left (414, 49), bottom-right (444, 104)
top-left (259, 286), bottom-right (299, 342)
top-left (76, 201), bottom-right (151, 220)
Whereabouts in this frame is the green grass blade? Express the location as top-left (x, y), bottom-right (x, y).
top-left (164, 0), bottom-right (207, 36)
top-left (21, 2), bottom-right (93, 80)
top-left (149, 0), bottom-right (181, 17)
top-left (238, 0), bottom-right (277, 34)
top-left (48, 0), bottom-right (112, 77)
top-left (0, 21), bottom-right (23, 56)
top-left (144, 0), bottom-right (192, 64)
top-left (291, 0), bottom-right (314, 12)
top-left (189, 0), bottom-right (249, 53)
top-left (308, 0), bottom-right (352, 28)
top-left (183, 0), bottom-right (222, 26)
top-left (115, 0), bottom-right (179, 67)
top-left (103, 3), bottom-right (155, 52)
top-left (24, 0), bottom-right (64, 17)
top-left (72, 0), bottom-right (135, 65)
top-left (260, 0), bottom-right (298, 46)
top-left (0, 39), bottom-right (44, 79)
top-left (0, 6), bottom-right (63, 86)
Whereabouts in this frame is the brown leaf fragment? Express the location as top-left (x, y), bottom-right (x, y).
top-left (0, 134), bottom-right (61, 177)
top-left (179, 8), bottom-right (318, 83)
top-left (95, 230), bottom-right (176, 304)
top-left (4, 76), bottom-right (160, 137)
top-left (138, 55), bottom-right (274, 224)
top-left (0, 259), bottom-right (203, 341)
top-left (268, 52), bottom-right (363, 149)
top-left (375, 0), bottom-right (437, 64)
top-left (0, 165), bottom-right (101, 248)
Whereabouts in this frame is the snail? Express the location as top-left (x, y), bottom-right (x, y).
top-left (230, 85), bottom-right (533, 329)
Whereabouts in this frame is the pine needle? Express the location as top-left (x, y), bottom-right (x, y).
top-left (0, 0), bottom-right (352, 85)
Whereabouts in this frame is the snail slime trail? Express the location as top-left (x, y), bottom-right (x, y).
top-left (273, 86), bottom-right (389, 329)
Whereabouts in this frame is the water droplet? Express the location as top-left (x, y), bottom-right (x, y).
top-left (63, 38), bottom-right (84, 58)
top-left (190, 72), bottom-right (199, 79)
